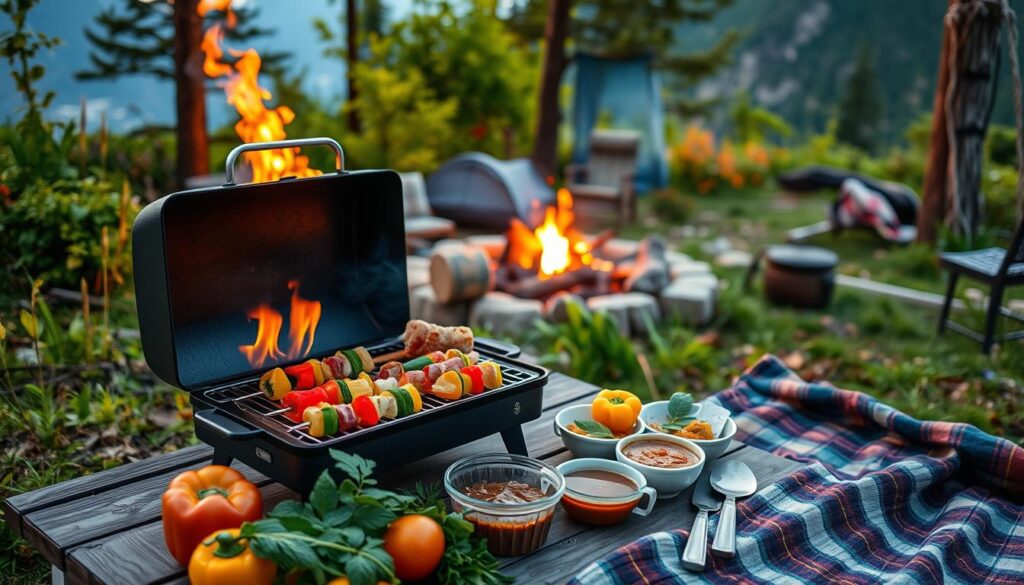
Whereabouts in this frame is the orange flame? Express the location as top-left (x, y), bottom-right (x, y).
top-left (238, 304), bottom-right (285, 367)
top-left (199, 1), bottom-right (321, 183)
top-left (506, 189), bottom-right (594, 279)
top-left (239, 281), bottom-right (322, 367)
top-left (285, 280), bottom-right (321, 360)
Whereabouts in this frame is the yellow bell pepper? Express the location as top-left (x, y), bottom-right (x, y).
top-left (591, 389), bottom-right (642, 434)
top-left (189, 528), bottom-right (276, 585)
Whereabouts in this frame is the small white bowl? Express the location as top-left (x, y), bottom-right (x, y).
top-left (554, 404), bottom-right (646, 459)
top-left (639, 401), bottom-right (736, 462)
top-left (615, 434), bottom-right (705, 499)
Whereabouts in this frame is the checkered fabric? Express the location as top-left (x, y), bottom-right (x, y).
top-left (570, 354), bottom-right (1024, 584)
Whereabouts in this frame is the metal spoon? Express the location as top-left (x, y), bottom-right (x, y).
top-left (681, 466), bottom-right (722, 571)
top-left (709, 460), bottom-right (757, 558)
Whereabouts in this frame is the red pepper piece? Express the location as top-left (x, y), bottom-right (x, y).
top-left (352, 394), bottom-right (380, 427)
top-left (462, 365), bottom-right (484, 395)
top-left (284, 363), bottom-right (316, 390)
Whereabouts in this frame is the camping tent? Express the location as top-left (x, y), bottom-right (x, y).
top-left (571, 53), bottom-right (668, 193)
top-left (426, 152), bottom-right (556, 230)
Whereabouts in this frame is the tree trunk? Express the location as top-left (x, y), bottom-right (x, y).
top-left (346, 0), bottom-right (361, 133)
top-left (173, 0), bottom-right (209, 189)
top-left (530, 0), bottom-right (571, 179)
top-left (918, 0), bottom-right (1002, 244)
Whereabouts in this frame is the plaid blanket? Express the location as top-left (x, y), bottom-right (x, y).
top-left (570, 355), bottom-right (1024, 585)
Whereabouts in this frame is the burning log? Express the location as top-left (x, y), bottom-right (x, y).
top-left (502, 267), bottom-right (604, 300)
top-left (587, 228), bottom-right (617, 254)
top-left (625, 235), bottom-right (671, 294)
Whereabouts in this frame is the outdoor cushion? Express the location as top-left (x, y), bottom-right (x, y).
top-left (777, 165), bottom-right (919, 226)
top-left (940, 247), bottom-right (1024, 277)
top-left (404, 215), bottom-right (456, 240)
top-left (399, 171), bottom-right (432, 218)
top-left (571, 355), bottom-right (1024, 585)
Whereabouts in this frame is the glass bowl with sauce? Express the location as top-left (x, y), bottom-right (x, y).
top-left (556, 458), bottom-right (657, 526)
top-left (615, 434), bottom-right (705, 499)
top-left (444, 453), bottom-right (565, 556)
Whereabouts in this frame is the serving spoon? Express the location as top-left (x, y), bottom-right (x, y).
top-left (709, 460), bottom-right (757, 558)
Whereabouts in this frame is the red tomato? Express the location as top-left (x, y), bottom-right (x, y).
top-left (382, 514), bottom-right (445, 580)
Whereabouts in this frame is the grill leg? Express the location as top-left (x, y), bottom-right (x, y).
top-left (500, 426), bottom-right (529, 457)
top-left (938, 272), bottom-right (958, 335)
top-left (211, 450), bottom-right (234, 467)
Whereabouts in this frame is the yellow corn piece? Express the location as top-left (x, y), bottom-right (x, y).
top-left (303, 405), bottom-right (325, 437)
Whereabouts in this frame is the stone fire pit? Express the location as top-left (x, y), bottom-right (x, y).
top-left (406, 234), bottom-right (719, 337)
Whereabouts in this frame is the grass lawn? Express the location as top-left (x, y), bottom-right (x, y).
top-left (519, 188), bottom-right (1023, 444)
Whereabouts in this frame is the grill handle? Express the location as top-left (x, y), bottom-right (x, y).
top-left (224, 137), bottom-right (345, 185)
top-left (195, 408), bottom-right (263, 440)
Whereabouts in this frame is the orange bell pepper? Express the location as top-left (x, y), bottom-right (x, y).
top-left (591, 389), bottom-right (642, 434)
top-left (189, 528), bottom-right (276, 585)
top-left (162, 465), bottom-right (264, 566)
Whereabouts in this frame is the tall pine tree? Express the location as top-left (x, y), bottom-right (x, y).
top-left (77, 0), bottom-right (284, 187)
top-left (835, 45), bottom-right (884, 153)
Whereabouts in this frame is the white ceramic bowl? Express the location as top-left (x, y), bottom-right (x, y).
top-left (615, 434), bottom-right (705, 499)
top-left (639, 401), bottom-right (736, 462)
top-left (555, 458), bottom-right (657, 525)
top-left (554, 404), bottom-right (646, 459)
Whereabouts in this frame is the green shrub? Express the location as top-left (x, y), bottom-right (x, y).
top-left (0, 177), bottom-right (137, 290)
top-left (650, 187), bottom-right (695, 223)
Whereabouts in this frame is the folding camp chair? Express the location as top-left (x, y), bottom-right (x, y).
top-left (938, 217), bottom-right (1024, 353)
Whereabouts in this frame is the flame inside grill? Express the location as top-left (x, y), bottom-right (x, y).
top-left (198, 0), bottom-right (321, 183)
top-left (239, 280), bottom-right (322, 367)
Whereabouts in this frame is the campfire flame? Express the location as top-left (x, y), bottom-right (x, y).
top-left (507, 189), bottom-right (594, 279)
top-left (198, 0), bottom-right (321, 183)
top-left (238, 281), bottom-right (322, 367)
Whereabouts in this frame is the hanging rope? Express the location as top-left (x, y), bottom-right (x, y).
top-left (942, 0), bottom-right (1024, 233)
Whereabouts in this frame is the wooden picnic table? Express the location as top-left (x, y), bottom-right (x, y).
top-left (3, 372), bottom-right (805, 585)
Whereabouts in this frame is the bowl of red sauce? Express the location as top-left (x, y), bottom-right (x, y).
top-left (444, 453), bottom-right (565, 556)
top-left (615, 434), bottom-right (705, 499)
top-left (555, 458), bottom-right (657, 526)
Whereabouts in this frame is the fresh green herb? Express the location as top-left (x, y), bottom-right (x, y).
top-left (668, 392), bottom-right (694, 420)
top-left (238, 451), bottom-right (511, 585)
top-left (573, 419), bottom-right (615, 438)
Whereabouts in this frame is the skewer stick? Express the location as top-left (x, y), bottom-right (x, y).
top-left (372, 348), bottom-right (406, 365)
top-left (288, 422), bottom-right (311, 432)
top-left (234, 391), bottom-right (263, 401)
top-left (264, 406), bottom-right (291, 417)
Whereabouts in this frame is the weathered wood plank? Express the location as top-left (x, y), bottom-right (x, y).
top-left (66, 483), bottom-right (297, 585)
top-left (24, 460), bottom-right (270, 570)
top-left (2, 444), bottom-right (213, 530)
top-left (500, 446), bottom-right (806, 584)
top-left (56, 373), bottom-right (594, 583)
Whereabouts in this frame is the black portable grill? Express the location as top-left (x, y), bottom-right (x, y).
top-left (133, 137), bottom-right (547, 495)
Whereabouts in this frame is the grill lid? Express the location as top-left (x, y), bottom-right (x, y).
top-left (133, 138), bottom-right (409, 390)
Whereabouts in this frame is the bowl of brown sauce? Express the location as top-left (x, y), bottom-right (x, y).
top-left (444, 453), bottom-right (565, 556)
top-left (615, 434), bottom-right (705, 499)
top-left (555, 458), bottom-right (657, 525)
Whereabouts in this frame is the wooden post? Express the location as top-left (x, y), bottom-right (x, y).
top-left (917, 0), bottom-right (956, 244)
top-left (530, 0), bottom-right (571, 179)
top-left (918, 0), bottom-right (1004, 244)
top-left (172, 0), bottom-right (209, 189)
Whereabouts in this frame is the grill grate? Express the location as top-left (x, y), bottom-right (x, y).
top-left (202, 343), bottom-right (540, 446)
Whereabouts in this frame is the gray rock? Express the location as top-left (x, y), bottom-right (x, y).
top-left (544, 291), bottom-right (585, 323)
top-left (659, 279), bottom-right (716, 325)
top-left (469, 292), bottom-right (544, 335)
top-left (410, 286), bottom-right (468, 326)
top-left (715, 249), bottom-right (754, 268)
top-left (625, 236), bottom-right (671, 294)
top-left (587, 292), bottom-right (661, 337)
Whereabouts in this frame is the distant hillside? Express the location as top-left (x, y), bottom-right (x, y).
top-left (678, 0), bottom-right (1022, 144)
